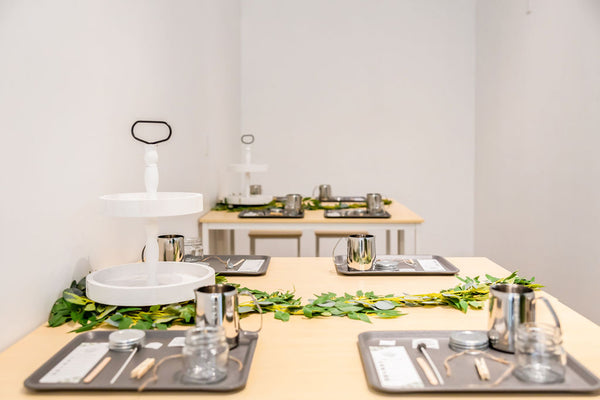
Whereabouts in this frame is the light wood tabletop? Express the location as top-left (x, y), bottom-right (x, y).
top-left (1, 257), bottom-right (598, 399)
top-left (199, 200), bottom-right (425, 255)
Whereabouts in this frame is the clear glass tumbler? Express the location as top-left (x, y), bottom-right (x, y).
top-left (513, 322), bottom-right (566, 384)
top-left (182, 326), bottom-right (229, 384)
top-left (184, 237), bottom-right (203, 262)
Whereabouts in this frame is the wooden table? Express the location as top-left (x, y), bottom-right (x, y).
top-left (198, 201), bottom-right (424, 255)
top-left (1, 257), bottom-right (598, 399)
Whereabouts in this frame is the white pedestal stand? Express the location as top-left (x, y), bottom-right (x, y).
top-left (86, 138), bottom-right (214, 306)
top-left (225, 134), bottom-right (273, 205)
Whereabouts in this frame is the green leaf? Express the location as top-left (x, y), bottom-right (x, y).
top-left (84, 303), bottom-right (96, 312)
top-left (154, 315), bottom-right (179, 325)
top-left (373, 300), bottom-right (395, 310)
top-left (117, 307), bottom-right (142, 313)
top-left (63, 288), bottom-right (90, 305)
top-left (118, 317), bottom-right (133, 329)
top-left (131, 320), bottom-right (153, 330)
top-left (238, 306), bottom-right (255, 314)
top-left (357, 313), bottom-right (371, 323)
top-left (274, 310), bottom-right (290, 321)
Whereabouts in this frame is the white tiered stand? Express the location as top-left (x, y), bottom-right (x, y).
top-left (224, 134), bottom-right (273, 206)
top-left (86, 125), bottom-right (215, 306)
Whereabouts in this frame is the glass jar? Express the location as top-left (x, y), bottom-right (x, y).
top-left (182, 326), bottom-right (229, 384)
top-left (184, 237), bottom-right (203, 262)
top-left (513, 322), bottom-right (566, 383)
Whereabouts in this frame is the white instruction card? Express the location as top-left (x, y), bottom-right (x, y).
top-left (168, 337), bottom-right (186, 347)
top-left (417, 259), bottom-right (445, 272)
top-left (369, 345), bottom-right (424, 389)
top-left (237, 259), bottom-right (264, 273)
top-left (39, 342), bottom-right (109, 384)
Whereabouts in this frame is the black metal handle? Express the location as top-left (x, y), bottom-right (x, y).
top-left (241, 134), bottom-right (254, 144)
top-left (131, 120), bottom-right (172, 145)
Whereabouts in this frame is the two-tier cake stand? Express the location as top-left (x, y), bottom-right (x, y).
top-left (86, 121), bottom-right (215, 306)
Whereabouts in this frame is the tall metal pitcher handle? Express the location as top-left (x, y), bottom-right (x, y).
top-left (533, 297), bottom-right (562, 335)
top-left (332, 237), bottom-right (347, 265)
top-left (239, 290), bottom-right (263, 333)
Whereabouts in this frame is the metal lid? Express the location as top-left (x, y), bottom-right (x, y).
top-left (449, 331), bottom-right (489, 352)
top-left (109, 329), bottom-right (146, 351)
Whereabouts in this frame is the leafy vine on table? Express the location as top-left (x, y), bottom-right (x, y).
top-left (211, 197), bottom-right (393, 212)
top-left (48, 272), bottom-right (541, 333)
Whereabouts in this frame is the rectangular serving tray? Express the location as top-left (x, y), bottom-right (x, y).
top-left (324, 208), bottom-right (391, 218)
top-left (25, 330), bottom-right (258, 392)
top-left (358, 330), bottom-right (600, 393)
top-left (334, 255), bottom-right (459, 275)
top-left (239, 209), bottom-right (304, 218)
top-left (189, 255), bottom-right (270, 276)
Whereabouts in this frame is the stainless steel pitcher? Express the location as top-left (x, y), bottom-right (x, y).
top-left (195, 284), bottom-right (262, 349)
top-left (347, 234), bottom-right (376, 271)
top-left (332, 234), bottom-right (376, 271)
top-left (488, 283), bottom-right (561, 353)
top-left (366, 193), bottom-right (383, 214)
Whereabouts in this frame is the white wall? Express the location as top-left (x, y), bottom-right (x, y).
top-left (0, 0), bottom-right (240, 351)
top-left (475, 0), bottom-right (600, 323)
top-left (240, 0), bottom-right (476, 257)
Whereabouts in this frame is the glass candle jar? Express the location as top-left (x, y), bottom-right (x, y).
top-left (513, 322), bottom-right (566, 384)
top-left (182, 326), bottom-right (229, 384)
top-left (184, 237), bottom-right (203, 262)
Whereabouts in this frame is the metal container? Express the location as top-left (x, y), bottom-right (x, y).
top-left (347, 234), bottom-right (375, 271)
top-left (195, 284), bottom-right (262, 349)
top-left (249, 185), bottom-right (262, 195)
top-left (318, 184), bottom-right (331, 201)
top-left (366, 193), bottom-right (383, 214)
top-left (284, 194), bottom-right (303, 213)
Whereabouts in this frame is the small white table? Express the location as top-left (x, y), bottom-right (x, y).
top-left (198, 201), bottom-right (424, 255)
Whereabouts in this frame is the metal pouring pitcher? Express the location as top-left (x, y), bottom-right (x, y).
top-left (488, 283), bottom-right (561, 353)
top-left (332, 234), bottom-right (375, 271)
top-left (195, 284), bottom-right (262, 349)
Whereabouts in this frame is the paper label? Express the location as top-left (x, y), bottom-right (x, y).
top-left (369, 346), bottom-right (424, 389)
top-left (412, 338), bottom-right (439, 349)
top-left (237, 259), bottom-right (264, 273)
top-left (144, 342), bottom-right (163, 349)
top-left (39, 342), bottom-right (109, 383)
top-left (378, 340), bottom-right (396, 346)
top-left (417, 259), bottom-right (446, 272)
top-left (168, 337), bottom-right (186, 347)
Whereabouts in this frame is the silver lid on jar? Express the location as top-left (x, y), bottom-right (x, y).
top-left (109, 329), bottom-right (146, 351)
top-left (449, 330), bottom-right (489, 351)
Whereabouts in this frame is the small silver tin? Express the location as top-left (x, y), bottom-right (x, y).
top-left (109, 329), bottom-right (146, 352)
top-left (449, 330), bottom-right (489, 352)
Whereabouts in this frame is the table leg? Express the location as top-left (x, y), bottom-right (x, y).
top-left (385, 230), bottom-right (391, 254)
top-left (403, 226), bottom-right (417, 254)
top-left (201, 223), bottom-right (210, 255)
top-left (229, 230), bottom-right (236, 254)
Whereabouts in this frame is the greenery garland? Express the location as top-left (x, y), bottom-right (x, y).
top-left (48, 272), bottom-right (540, 332)
top-left (211, 197), bottom-right (393, 212)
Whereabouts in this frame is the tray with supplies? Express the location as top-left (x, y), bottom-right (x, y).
top-left (238, 208), bottom-right (304, 218)
top-left (25, 330), bottom-right (258, 392)
top-left (358, 330), bottom-right (600, 393)
top-left (324, 208), bottom-right (390, 218)
top-left (187, 255), bottom-right (270, 276)
top-left (334, 255), bottom-right (459, 275)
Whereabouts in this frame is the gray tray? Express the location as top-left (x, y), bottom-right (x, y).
top-left (188, 255), bottom-right (270, 276)
top-left (358, 330), bottom-right (600, 393)
top-left (324, 208), bottom-right (390, 218)
top-left (239, 209), bottom-right (304, 218)
top-left (25, 330), bottom-right (258, 392)
top-left (334, 255), bottom-right (459, 275)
